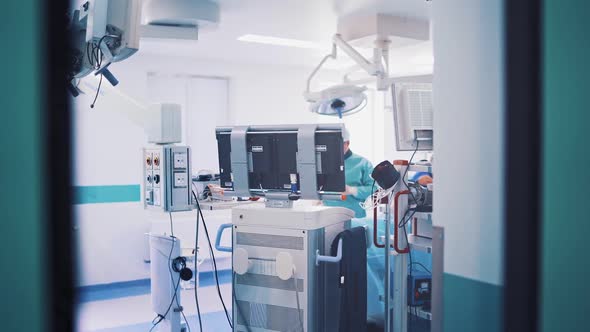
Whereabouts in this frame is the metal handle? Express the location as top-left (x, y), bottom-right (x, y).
top-left (394, 190), bottom-right (410, 254)
top-left (215, 223), bottom-right (233, 253)
top-left (316, 238), bottom-right (343, 266)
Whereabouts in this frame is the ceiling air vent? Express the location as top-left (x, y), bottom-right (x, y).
top-left (141, 0), bottom-right (220, 40)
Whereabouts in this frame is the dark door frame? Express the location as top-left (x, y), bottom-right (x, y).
top-left (504, 0), bottom-right (542, 331)
top-left (45, 0), bottom-right (75, 331)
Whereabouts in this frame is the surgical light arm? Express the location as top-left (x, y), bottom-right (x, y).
top-left (332, 34), bottom-right (382, 77)
top-left (305, 34), bottom-right (389, 97)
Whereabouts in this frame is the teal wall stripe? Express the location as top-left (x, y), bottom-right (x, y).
top-left (73, 185), bottom-right (141, 204)
top-left (444, 273), bottom-right (503, 332)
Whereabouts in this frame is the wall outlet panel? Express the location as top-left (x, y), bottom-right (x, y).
top-left (143, 145), bottom-right (192, 212)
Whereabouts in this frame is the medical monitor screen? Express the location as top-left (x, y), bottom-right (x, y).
top-left (215, 129), bottom-right (345, 193)
top-left (315, 131), bottom-right (345, 192)
top-left (393, 81), bottom-right (434, 151)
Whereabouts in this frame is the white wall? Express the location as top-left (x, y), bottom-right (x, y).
top-left (72, 78), bottom-right (150, 286)
top-left (145, 73), bottom-right (230, 173)
top-left (432, 0), bottom-right (504, 285)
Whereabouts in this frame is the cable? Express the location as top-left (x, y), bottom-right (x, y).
top-left (409, 262), bottom-right (432, 275)
top-left (85, 42), bottom-right (94, 68)
top-left (88, 35), bottom-right (112, 108)
top-left (400, 139), bottom-right (419, 326)
top-left (149, 238), bottom-right (182, 332)
top-left (193, 192), bottom-right (233, 328)
top-left (161, 213), bottom-right (191, 332)
top-left (90, 73), bottom-right (103, 108)
top-left (192, 190), bottom-right (204, 332)
top-left (233, 274), bottom-right (253, 332)
top-left (167, 213), bottom-right (192, 332)
top-left (181, 310), bottom-right (192, 332)
top-left (402, 140), bottom-right (420, 207)
top-left (149, 319), bottom-right (161, 332)
top-left (293, 273), bottom-right (304, 332)
top-left (168, 212), bottom-right (175, 237)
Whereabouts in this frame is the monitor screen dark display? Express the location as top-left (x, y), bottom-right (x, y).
top-left (215, 130), bottom-right (345, 193)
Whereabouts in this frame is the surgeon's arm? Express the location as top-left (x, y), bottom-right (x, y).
top-left (348, 161), bottom-right (375, 201)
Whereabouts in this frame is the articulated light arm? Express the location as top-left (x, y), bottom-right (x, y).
top-left (305, 34), bottom-right (390, 100)
top-left (332, 34), bottom-right (382, 76)
top-left (305, 43), bottom-right (337, 95)
top-left (304, 34), bottom-right (392, 117)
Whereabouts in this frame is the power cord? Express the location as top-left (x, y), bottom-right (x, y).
top-left (400, 139), bottom-right (420, 325)
top-left (168, 213), bottom-right (192, 332)
top-left (232, 274), bottom-right (253, 332)
top-left (293, 272), bottom-right (304, 332)
top-left (85, 35), bottom-right (115, 108)
top-left (192, 190), bottom-right (233, 329)
top-left (192, 191), bottom-right (204, 332)
top-left (409, 262), bottom-right (431, 275)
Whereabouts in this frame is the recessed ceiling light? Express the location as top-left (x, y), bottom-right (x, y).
top-left (237, 34), bottom-right (323, 49)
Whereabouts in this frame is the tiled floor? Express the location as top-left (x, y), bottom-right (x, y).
top-left (77, 270), bottom-right (430, 332)
top-left (76, 272), bottom-right (233, 332)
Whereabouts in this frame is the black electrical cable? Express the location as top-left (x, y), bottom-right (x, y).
top-left (409, 262), bottom-right (431, 275)
top-left (149, 238), bottom-right (182, 331)
top-left (402, 140), bottom-right (420, 206)
top-left (180, 310), bottom-right (192, 332)
top-left (198, 203), bottom-right (233, 328)
top-left (93, 35), bottom-right (108, 69)
top-left (191, 190), bottom-right (204, 332)
top-left (86, 42), bottom-right (94, 68)
top-left (168, 213), bottom-right (192, 332)
top-left (149, 318), bottom-right (161, 332)
top-left (89, 35), bottom-right (111, 108)
top-left (401, 139), bottom-right (420, 325)
top-left (233, 274), bottom-right (253, 332)
top-left (89, 74), bottom-right (103, 109)
top-left (193, 191), bottom-right (233, 328)
top-left (293, 273), bottom-right (304, 332)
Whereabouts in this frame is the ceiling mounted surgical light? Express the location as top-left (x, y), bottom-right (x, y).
top-left (304, 34), bottom-right (389, 118)
top-left (304, 14), bottom-right (431, 118)
top-left (307, 84), bottom-right (368, 118)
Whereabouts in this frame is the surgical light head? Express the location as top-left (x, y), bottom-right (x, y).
top-left (306, 84), bottom-right (368, 119)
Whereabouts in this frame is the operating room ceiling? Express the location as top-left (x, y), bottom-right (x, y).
top-left (138, 0), bottom-right (433, 75)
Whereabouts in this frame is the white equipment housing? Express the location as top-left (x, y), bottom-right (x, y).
top-left (85, 0), bottom-right (141, 62)
top-left (149, 234), bottom-right (183, 332)
top-left (142, 0), bottom-right (220, 40)
top-left (230, 203), bottom-right (354, 332)
top-left (146, 103), bottom-right (183, 144)
top-left (68, 0), bottom-right (141, 94)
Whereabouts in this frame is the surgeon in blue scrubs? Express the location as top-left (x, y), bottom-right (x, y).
top-left (324, 128), bottom-right (374, 217)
